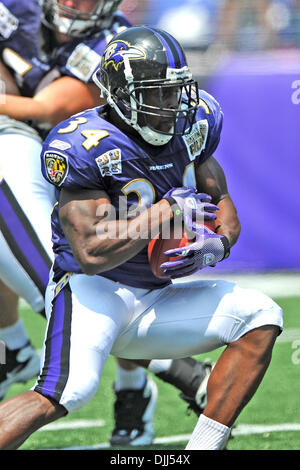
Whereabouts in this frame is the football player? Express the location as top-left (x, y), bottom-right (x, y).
top-left (0, 0), bottom-right (128, 396)
top-left (0, 0), bottom-right (215, 446)
top-left (0, 26), bottom-right (283, 450)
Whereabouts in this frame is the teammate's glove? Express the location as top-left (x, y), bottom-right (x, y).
top-left (160, 226), bottom-right (230, 279)
top-left (163, 187), bottom-right (219, 230)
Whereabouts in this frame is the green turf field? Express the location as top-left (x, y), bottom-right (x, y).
top-left (4, 294), bottom-right (300, 451)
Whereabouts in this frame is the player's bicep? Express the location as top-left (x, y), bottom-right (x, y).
top-left (59, 187), bottom-right (111, 242)
top-left (195, 156), bottom-right (229, 204)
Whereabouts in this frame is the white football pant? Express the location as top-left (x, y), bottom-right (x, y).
top-left (33, 272), bottom-right (283, 412)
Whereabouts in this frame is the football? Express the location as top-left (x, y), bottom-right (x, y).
top-left (148, 219), bottom-right (216, 279)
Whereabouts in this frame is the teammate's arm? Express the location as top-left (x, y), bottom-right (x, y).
top-left (0, 76), bottom-right (102, 126)
top-left (195, 156), bottom-right (241, 247)
top-left (59, 187), bottom-right (174, 275)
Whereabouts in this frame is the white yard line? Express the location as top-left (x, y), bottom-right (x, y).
top-left (276, 328), bottom-right (300, 343)
top-left (38, 421), bottom-right (300, 450)
top-left (183, 272), bottom-right (300, 298)
top-left (38, 419), bottom-right (106, 432)
top-left (233, 423), bottom-right (300, 435)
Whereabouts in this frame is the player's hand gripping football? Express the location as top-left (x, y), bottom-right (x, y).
top-left (163, 186), bottom-right (219, 233)
top-left (160, 225), bottom-right (230, 279)
top-left (161, 186), bottom-right (230, 279)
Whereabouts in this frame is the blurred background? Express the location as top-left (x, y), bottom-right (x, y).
top-left (120, 0), bottom-right (300, 279)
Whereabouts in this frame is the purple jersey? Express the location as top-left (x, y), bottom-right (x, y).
top-left (41, 89), bottom-right (223, 289)
top-left (0, 0), bottom-right (131, 97)
top-left (0, 0), bottom-right (45, 96)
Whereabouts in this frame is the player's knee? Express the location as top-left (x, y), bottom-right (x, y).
top-left (227, 286), bottom-right (283, 344)
top-left (60, 374), bottom-right (100, 413)
top-left (34, 392), bottom-right (67, 422)
top-left (238, 324), bottom-right (281, 356)
top-left (36, 368), bottom-right (100, 414)
top-left (210, 284), bottom-right (283, 345)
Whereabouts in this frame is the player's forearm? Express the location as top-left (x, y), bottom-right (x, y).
top-left (195, 158), bottom-right (240, 247)
top-left (214, 194), bottom-right (241, 247)
top-left (71, 199), bottom-right (174, 275)
top-left (0, 87), bottom-right (91, 126)
top-left (0, 94), bottom-right (49, 122)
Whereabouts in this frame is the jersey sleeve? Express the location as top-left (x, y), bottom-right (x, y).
top-left (0, 0), bottom-right (40, 45)
top-left (195, 90), bottom-right (224, 164)
top-left (0, 2), bottom-right (19, 42)
top-left (41, 119), bottom-right (108, 191)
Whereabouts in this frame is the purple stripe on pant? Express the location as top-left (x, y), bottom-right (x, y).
top-left (35, 285), bottom-right (71, 402)
top-left (0, 182), bottom-right (51, 293)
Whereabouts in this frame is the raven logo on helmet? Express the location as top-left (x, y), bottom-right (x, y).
top-left (103, 40), bottom-right (146, 71)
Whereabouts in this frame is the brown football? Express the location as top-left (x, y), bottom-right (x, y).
top-left (148, 220), bottom-right (216, 279)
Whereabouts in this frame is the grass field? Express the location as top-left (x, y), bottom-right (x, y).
top-left (4, 281), bottom-right (300, 451)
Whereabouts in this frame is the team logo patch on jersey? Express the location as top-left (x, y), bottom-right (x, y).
top-left (95, 149), bottom-right (122, 177)
top-left (102, 40), bottom-right (146, 71)
top-left (183, 119), bottom-right (209, 161)
top-left (66, 43), bottom-right (102, 82)
top-left (44, 151), bottom-right (69, 186)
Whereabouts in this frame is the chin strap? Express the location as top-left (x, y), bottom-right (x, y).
top-left (138, 127), bottom-right (173, 146)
